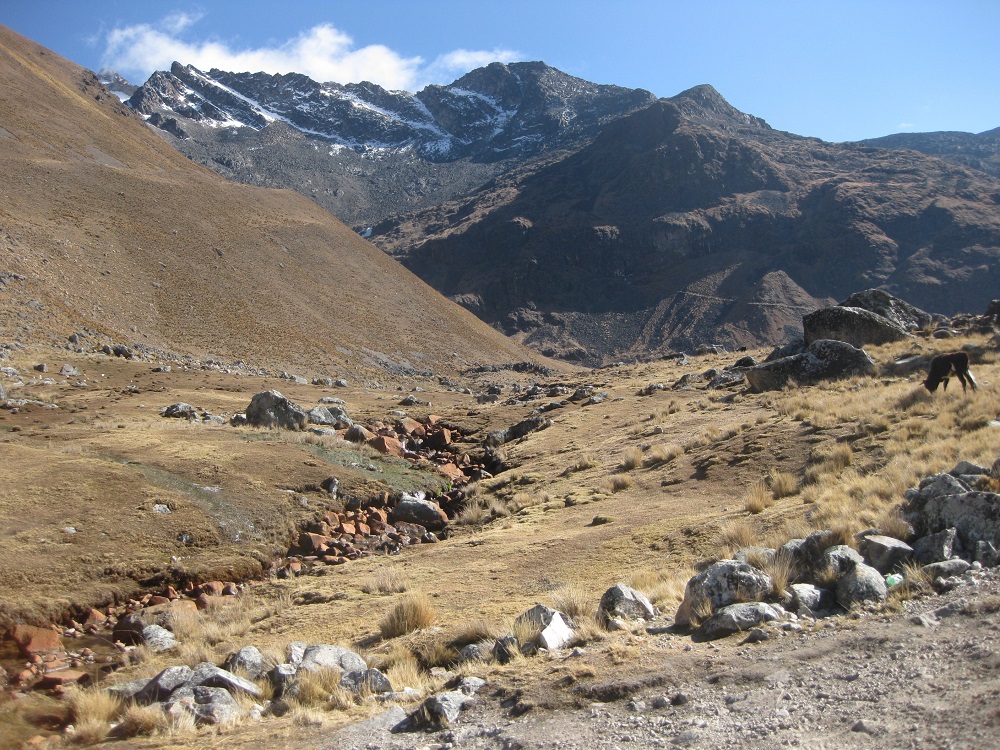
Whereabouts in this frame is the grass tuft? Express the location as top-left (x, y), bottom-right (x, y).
top-left (379, 592), bottom-right (437, 639)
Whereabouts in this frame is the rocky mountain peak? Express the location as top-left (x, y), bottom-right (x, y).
top-left (667, 84), bottom-right (772, 133)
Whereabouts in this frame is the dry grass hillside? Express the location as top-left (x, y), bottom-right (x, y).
top-left (1, 330), bottom-right (998, 748)
top-left (0, 25), bottom-right (541, 378)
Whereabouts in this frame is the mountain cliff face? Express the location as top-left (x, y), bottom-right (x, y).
top-left (125, 61), bottom-right (656, 227)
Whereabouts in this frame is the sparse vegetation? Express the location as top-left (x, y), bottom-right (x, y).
top-left (379, 592), bottom-right (437, 639)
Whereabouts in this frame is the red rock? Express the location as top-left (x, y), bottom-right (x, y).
top-left (15, 668), bottom-right (36, 684)
top-left (340, 521), bottom-right (357, 536)
top-left (436, 462), bottom-right (467, 482)
top-left (367, 435), bottom-right (404, 457)
top-left (11, 625), bottom-right (63, 657)
top-left (424, 415), bottom-right (442, 426)
top-left (368, 519), bottom-right (387, 534)
top-left (143, 598), bottom-right (198, 620)
top-left (397, 417), bottom-right (426, 437)
top-left (83, 609), bottom-right (106, 628)
top-left (147, 595), bottom-right (171, 606)
top-left (38, 670), bottom-right (89, 688)
top-left (427, 428), bottom-right (453, 449)
top-left (356, 522), bottom-right (371, 536)
top-left (301, 532), bottom-right (330, 554)
top-left (200, 581), bottom-right (226, 596)
top-left (287, 560), bottom-right (303, 575)
top-left (166, 585), bottom-right (181, 599)
top-left (222, 583), bottom-right (239, 596)
top-left (25, 735), bottom-right (47, 747)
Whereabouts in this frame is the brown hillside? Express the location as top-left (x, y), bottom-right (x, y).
top-left (0, 25), bottom-right (541, 378)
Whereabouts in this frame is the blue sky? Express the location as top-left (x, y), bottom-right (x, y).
top-left (3, 0), bottom-right (999, 142)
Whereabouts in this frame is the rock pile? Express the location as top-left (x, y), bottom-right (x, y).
top-left (671, 460), bottom-right (1000, 639)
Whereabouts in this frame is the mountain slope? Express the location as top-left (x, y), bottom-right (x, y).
top-left (0, 25), bottom-right (543, 378)
top-left (376, 90), bottom-right (1000, 363)
top-left (120, 61), bottom-right (656, 227)
top-left (858, 126), bottom-right (1000, 179)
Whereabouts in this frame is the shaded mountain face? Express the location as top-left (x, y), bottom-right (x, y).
top-left (0, 25), bottom-right (542, 378)
top-left (858, 127), bottom-right (1000, 180)
top-left (124, 61), bottom-right (656, 227)
top-left (376, 92), bottom-right (1000, 364)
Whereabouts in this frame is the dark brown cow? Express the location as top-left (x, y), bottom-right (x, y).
top-left (923, 352), bottom-right (977, 393)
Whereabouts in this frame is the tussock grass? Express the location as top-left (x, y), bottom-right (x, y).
top-left (717, 518), bottom-right (759, 554)
top-left (361, 567), bottom-right (409, 595)
top-left (626, 567), bottom-right (693, 608)
top-left (68, 686), bottom-right (120, 745)
top-left (768, 470), bottom-right (799, 499)
top-left (644, 442), bottom-right (685, 467)
top-left (744, 479), bottom-right (774, 514)
top-left (380, 647), bottom-right (429, 693)
top-left (620, 446), bottom-right (645, 471)
top-left (562, 454), bottom-right (598, 475)
top-left (549, 584), bottom-right (593, 621)
top-left (379, 592), bottom-right (437, 639)
top-left (598, 475), bottom-right (632, 494)
top-left (114, 704), bottom-right (168, 739)
top-left (763, 549), bottom-right (795, 597)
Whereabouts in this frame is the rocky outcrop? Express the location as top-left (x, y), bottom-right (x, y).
top-left (802, 306), bottom-right (911, 347)
top-left (838, 290), bottom-right (933, 332)
top-left (244, 390), bottom-right (307, 430)
top-left (674, 561), bottom-right (774, 628)
top-left (746, 339), bottom-right (876, 392)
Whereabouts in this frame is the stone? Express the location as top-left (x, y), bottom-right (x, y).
top-left (223, 646), bottom-right (273, 681)
top-left (244, 390), bottom-right (307, 430)
top-left (803, 306), bottom-right (911, 347)
top-left (912, 528), bottom-right (959, 565)
top-left (268, 663), bottom-right (299, 698)
top-left (340, 668), bottom-right (393, 695)
top-left (838, 290), bottom-right (932, 332)
top-left (905, 485), bottom-right (1000, 552)
top-left (140, 624), bottom-right (176, 653)
top-left (790, 583), bottom-right (834, 612)
top-left (599, 583), bottom-right (657, 622)
top-left (733, 547), bottom-right (776, 566)
top-left (746, 339), bottom-right (877, 392)
top-left (514, 605), bottom-right (575, 650)
top-left (485, 416), bottom-right (552, 447)
top-left (836, 563), bottom-right (888, 608)
top-left (923, 559), bottom-right (971, 579)
top-left (858, 535), bottom-right (913, 573)
top-left (298, 644), bottom-right (367, 674)
top-left (976, 540), bottom-right (1000, 567)
top-left (135, 665), bottom-right (194, 705)
top-left (344, 424), bottom-right (375, 443)
top-left (699, 602), bottom-right (780, 639)
top-left (413, 690), bottom-right (472, 728)
top-left (675, 560), bottom-right (774, 628)
top-left (368, 435), bottom-right (404, 457)
top-left (389, 496), bottom-right (449, 532)
top-left (162, 402), bottom-right (197, 419)
top-left (11, 625), bottom-right (63, 656)
top-left (106, 677), bottom-right (150, 702)
top-left (189, 662), bottom-right (263, 697)
top-left (164, 685), bottom-right (241, 726)
top-left (38, 670), bottom-right (90, 688)
top-left (821, 545), bottom-right (864, 576)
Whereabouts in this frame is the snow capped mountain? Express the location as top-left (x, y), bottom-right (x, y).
top-left (126, 61), bottom-right (656, 162)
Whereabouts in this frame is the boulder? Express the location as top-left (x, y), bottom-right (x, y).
top-left (746, 339), bottom-right (876, 392)
top-left (298, 644), bottom-right (367, 674)
top-left (821, 545), bottom-right (864, 577)
top-left (244, 390), bottom-right (307, 430)
top-left (485, 416), bottom-right (552, 447)
top-left (699, 602), bottom-right (780, 639)
top-left (674, 560), bottom-right (773, 628)
top-left (368, 435), bottom-right (405, 457)
top-left (134, 665), bottom-right (194, 705)
top-left (344, 424), bottom-right (375, 443)
top-left (790, 583), bottom-right (835, 612)
top-left (514, 605), bottom-right (575, 650)
top-left (140, 624), bottom-right (177, 653)
top-left (838, 290), bottom-right (932, 332)
top-left (803, 306), bottom-right (911, 347)
top-left (164, 685), bottom-right (241, 726)
top-left (836, 563), bottom-right (888, 608)
top-left (308, 405), bottom-right (352, 428)
top-left (10, 624), bottom-right (63, 656)
top-left (912, 528), bottom-right (959, 565)
top-left (112, 613), bottom-right (146, 646)
top-left (188, 662), bottom-right (263, 697)
top-left (222, 646), bottom-right (273, 681)
top-left (858, 535), bottom-right (913, 573)
top-left (340, 668), bottom-right (393, 695)
top-left (162, 402), bottom-right (197, 419)
top-left (390, 496), bottom-right (449, 532)
top-left (904, 475), bottom-right (1000, 551)
top-left (599, 583), bottom-right (657, 622)
top-left (923, 559), bottom-right (971, 579)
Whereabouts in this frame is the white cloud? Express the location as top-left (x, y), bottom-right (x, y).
top-left (101, 17), bottom-right (521, 91)
top-left (897, 122), bottom-right (916, 130)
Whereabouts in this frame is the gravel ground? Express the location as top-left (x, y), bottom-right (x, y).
top-left (327, 571), bottom-right (1000, 750)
